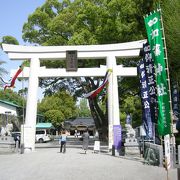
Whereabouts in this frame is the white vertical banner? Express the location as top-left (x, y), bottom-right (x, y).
top-left (164, 134), bottom-right (171, 169)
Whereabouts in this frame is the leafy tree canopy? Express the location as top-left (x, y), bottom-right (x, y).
top-left (44, 110), bottom-right (65, 128)
top-left (38, 90), bottom-right (78, 128)
top-left (77, 98), bottom-right (91, 118)
top-left (20, 0), bottom-right (180, 136)
top-left (23, 0), bottom-right (150, 46)
top-left (160, 0), bottom-right (180, 82)
top-left (22, 0), bottom-right (154, 99)
top-left (0, 36), bottom-right (19, 84)
top-left (0, 36), bottom-right (19, 46)
top-left (120, 95), bottom-right (142, 127)
top-left (0, 89), bottom-right (24, 107)
top-left (22, 0), bottom-right (154, 134)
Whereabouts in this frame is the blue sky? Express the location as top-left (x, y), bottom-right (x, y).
top-left (0, 0), bottom-right (46, 99)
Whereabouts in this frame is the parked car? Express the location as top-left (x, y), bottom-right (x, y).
top-left (35, 129), bottom-right (51, 143)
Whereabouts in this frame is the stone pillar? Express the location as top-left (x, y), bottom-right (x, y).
top-left (106, 56), bottom-right (120, 150)
top-left (111, 58), bottom-right (120, 126)
top-left (23, 58), bottom-right (40, 152)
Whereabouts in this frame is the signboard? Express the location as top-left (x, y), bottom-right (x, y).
top-left (66, 50), bottom-right (78, 71)
top-left (164, 134), bottom-right (171, 169)
top-left (94, 141), bottom-right (100, 153)
top-left (109, 124), bottom-right (113, 149)
top-left (113, 125), bottom-right (122, 150)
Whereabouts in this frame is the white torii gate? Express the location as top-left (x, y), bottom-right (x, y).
top-left (2, 39), bottom-right (146, 152)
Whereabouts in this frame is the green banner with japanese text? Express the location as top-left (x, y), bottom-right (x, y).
top-left (144, 11), bottom-right (171, 136)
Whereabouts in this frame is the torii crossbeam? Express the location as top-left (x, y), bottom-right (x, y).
top-left (2, 39), bottom-right (146, 152)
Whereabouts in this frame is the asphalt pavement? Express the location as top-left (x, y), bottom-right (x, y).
top-left (0, 146), bottom-right (177, 180)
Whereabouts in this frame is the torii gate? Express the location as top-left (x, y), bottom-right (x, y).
top-left (2, 39), bottom-right (146, 152)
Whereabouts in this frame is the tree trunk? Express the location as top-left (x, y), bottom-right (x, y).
top-left (88, 98), bottom-right (108, 141)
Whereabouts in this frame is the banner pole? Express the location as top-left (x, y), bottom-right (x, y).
top-left (158, 6), bottom-right (176, 167)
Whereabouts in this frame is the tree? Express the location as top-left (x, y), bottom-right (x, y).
top-left (22, 0), bottom-right (156, 139)
top-left (0, 89), bottom-right (24, 107)
top-left (38, 90), bottom-right (78, 129)
top-left (0, 36), bottom-right (19, 46)
top-left (18, 88), bottom-right (28, 98)
top-left (22, 0), bottom-right (150, 45)
top-left (120, 95), bottom-right (142, 127)
top-left (0, 35), bottom-right (19, 87)
top-left (160, 0), bottom-right (180, 84)
top-left (0, 89), bottom-right (25, 126)
top-left (77, 98), bottom-right (91, 117)
top-left (44, 110), bottom-right (65, 128)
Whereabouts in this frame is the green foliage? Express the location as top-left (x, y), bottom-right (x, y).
top-left (21, 0), bottom-right (180, 137)
top-left (21, 0), bottom-right (155, 136)
top-left (44, 110), bottom-right (65, 127)
top-left (22, 0), bottom-right (154, 97)
top-left (0, 36), bottom-right (19, 85)
top-left (21, 0), bottom-right (155, 97)
top-left (77, 98), bottom-right (91, 117)
top-left (0, 89), bottom-right (24, 106)
top-left (120, 95), bottom-right (142, 128)
top-left (18, 88), bottom-right (28, 97)
top-left (22, 0), bottom-right (151, 46)
top-left (160, 0), bottom-right (180, 83)
top-left (38, 90), bottom-right (78, 128)
top-left (0, 36), bottom-right (19, 46)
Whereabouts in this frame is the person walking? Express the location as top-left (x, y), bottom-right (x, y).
top-left (59, 130), bottom-right (67, 153)
top-left (74, 129), bottom-right (78, 138)
top-left (82, 129), bottom-right (89, 154)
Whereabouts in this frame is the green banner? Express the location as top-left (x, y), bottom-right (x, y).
top-left (144, 11), bottom-right (171, 136)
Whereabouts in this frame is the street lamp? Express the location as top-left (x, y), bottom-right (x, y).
top-left (5, 111), bottom-right (11, 125)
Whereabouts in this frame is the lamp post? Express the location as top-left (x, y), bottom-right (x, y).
top-left (5, 111), bottom-right (11, 125)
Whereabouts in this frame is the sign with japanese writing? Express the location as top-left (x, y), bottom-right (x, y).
top-left (172, 83), bottom-right (179, 120)
top-left (66, 50), bottom-right (78, 71)
top-left (144, 11), bottom-right (171, 136)
top-left (137, 59), bottom-right (153, 138)
top-left (172, 83), bottom-right (180, 131)
top-left (113, 125), bottom-right (121, 150)
top-left (143, 42), bottom-right (157, 123)
top-left (164, 134), bottom-right (171, 169)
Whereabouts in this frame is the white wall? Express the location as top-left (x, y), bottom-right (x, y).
top-left (0, 102), bottom-right (17, 116)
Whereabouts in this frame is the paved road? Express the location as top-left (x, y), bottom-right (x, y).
top-left (0, 147), bottom-right (177, 180)
top-left (0, 148), bottom-right (177, 180)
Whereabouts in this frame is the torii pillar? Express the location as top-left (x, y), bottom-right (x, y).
top-left (107, 55), bottom-right (120, 149)
top-left (2, 39), bottom-right (146, 152)
top-left (22, 58), bottom-right (40, 151)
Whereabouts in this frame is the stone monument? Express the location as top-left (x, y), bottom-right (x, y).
top-left (124, 124), bottom-right (140, 156)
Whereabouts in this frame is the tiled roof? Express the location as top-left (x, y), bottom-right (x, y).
top-left (66, 117), bottom-right (95, 126)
